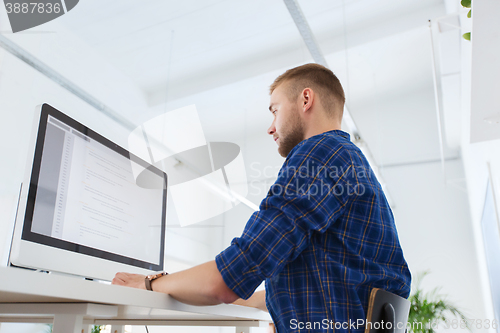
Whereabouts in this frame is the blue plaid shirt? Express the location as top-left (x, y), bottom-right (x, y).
top-left (216, 130), bottom-right (411, 332)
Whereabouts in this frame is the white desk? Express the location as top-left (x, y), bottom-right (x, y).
top-left (0, 267), bottom-right (271, 333)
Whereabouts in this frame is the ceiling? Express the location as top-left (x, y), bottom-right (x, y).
top-left (55, 0), bottom-right (459, 168)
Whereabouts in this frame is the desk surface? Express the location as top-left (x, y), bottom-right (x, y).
top-left (0, 266), bottom-right (270, 325)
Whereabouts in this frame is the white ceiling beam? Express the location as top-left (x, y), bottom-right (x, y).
top-left (283, 0), bottom-right (328, 68)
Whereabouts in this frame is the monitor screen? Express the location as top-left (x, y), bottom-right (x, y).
top-left (10, 104), bottom-right (167, 279)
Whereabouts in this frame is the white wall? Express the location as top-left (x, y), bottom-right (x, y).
top-left (382, 159), bottom-right (485, 324)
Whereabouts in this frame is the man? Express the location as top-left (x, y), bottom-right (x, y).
top-left (113, 63), bottom-right (411, 332)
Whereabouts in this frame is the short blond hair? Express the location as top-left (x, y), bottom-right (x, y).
top-left (270, 63), bottom-right (345, 119)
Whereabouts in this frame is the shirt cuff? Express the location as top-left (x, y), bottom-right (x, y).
top-left (215, 240), bottom-right (264, 300)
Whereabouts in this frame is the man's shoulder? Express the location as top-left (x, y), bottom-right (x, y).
top-left (288, 130), bottom-right (358, 163)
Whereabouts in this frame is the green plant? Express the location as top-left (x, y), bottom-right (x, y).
top-left (91, 325), bottom-right (104, 333)
top-left (407, 272), bottom-right (470, 333)
top-left (461, 0), bottom-right (471, 40)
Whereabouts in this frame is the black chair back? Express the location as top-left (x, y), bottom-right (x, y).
top-left (364, 288), bottom-right (410, 333)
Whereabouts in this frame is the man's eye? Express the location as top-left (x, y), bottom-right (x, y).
top-left (272, 110), bottom-right (277, 115)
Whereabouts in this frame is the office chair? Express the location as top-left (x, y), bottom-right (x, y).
top-left (364, 288), bottom-right (411, 333)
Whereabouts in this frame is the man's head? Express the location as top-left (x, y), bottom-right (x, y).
top-left (267, 63), bottom-right (345, 157)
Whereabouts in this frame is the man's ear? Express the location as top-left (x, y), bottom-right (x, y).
top-left (301, 88), bottom-right (314, 113)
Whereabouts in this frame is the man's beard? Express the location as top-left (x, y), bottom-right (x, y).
top-left (278, 109), bottom-right (305, 158)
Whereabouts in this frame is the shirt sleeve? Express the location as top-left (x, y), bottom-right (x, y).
top-left (216, 140), bottom-right (354, 299)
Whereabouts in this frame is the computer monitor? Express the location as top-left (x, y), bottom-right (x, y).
top-left (9, 104), bottom-right (167, 281)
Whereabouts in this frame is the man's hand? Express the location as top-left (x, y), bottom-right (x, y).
top-left (112, 272), bottom-right (147, 290)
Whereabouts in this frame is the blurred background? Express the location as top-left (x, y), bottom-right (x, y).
top-left (0, 0), bottom-right (498, 332)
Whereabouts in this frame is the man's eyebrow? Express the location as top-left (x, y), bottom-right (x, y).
top-left (269, 103), bottom-right (275, 112)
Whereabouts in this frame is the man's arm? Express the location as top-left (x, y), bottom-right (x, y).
top-left (232, 290), bottom-right (267, 312)
top-left (112, 260), bottom-right (239, 306)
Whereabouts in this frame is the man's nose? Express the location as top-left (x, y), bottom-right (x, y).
top-left (267, 122), bottom-right (275, 136)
